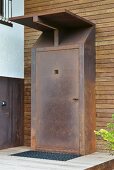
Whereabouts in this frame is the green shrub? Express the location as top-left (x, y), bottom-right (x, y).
top-left (94, 114), bottom-right (114, 154)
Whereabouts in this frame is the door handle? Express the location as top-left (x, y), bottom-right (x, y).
top-left (0, 101), bottom-right (7, 107)
top-left (72, 98), bottom-right (78, 101)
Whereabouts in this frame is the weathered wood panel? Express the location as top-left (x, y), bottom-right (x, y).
top-left (0, 77), bottom-right (24, 148)
top-left (24, 0), bottom-right (114, 151)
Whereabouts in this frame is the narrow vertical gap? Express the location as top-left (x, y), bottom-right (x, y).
top-left (0, 0), bottom-right (4, 17)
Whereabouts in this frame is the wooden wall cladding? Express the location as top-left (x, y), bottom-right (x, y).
top-left (24, 0), bottom-right (114, 151)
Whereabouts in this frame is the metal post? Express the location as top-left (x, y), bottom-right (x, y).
top-left (5, 0), bottom-right (6, 19)
top-left (8, 0), bottom-right (9, 19)
top-left (10, 0), bottom-right (12, 18)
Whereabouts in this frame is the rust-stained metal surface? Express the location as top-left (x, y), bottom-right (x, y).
top-left (10, 10), bottom-right (96, 155)
top-left (35, 48), bottom-right (80, 153)
top-left (10, 9), bottom-right (94, 31)
top-left (31, 30), bottom-right (96, 154)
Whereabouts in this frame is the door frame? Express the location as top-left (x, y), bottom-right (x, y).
top-left (31, 44), bottom-right (85, 154)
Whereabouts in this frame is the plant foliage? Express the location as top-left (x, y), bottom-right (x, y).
top-left (94, 114), bottom-right (114, 153)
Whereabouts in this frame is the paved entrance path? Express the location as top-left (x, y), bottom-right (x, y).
top-left (0, 147), bottom-right (113, 170)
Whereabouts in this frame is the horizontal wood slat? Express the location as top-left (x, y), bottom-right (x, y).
top-left (24, 0), bottom-right (114, 152)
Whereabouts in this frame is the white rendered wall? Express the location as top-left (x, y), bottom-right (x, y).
top-left (0, 0), bottom-right (24, 78)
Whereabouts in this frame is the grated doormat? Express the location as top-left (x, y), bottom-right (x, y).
top-left (11, 150), bottom-right (81, 161)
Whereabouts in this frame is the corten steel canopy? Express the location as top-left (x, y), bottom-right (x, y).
top-left (10, 9), bottom-right (94, 31)
top-left (10, 10), bottom-right (96, 155)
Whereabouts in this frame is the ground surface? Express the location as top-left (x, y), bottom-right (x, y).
top-left (0, 147), bottom-right (113, 170)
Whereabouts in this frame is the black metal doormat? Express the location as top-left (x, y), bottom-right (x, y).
top-left (11, 151), bottom-right (81, 161)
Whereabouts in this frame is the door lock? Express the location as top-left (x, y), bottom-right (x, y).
top-left (0, 101), bottom-right (7, 107)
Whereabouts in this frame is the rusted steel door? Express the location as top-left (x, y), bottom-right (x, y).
top-left (35, 47), bottom-right (80, 153)
top-left (0, 78), bottom-right (11, 149)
